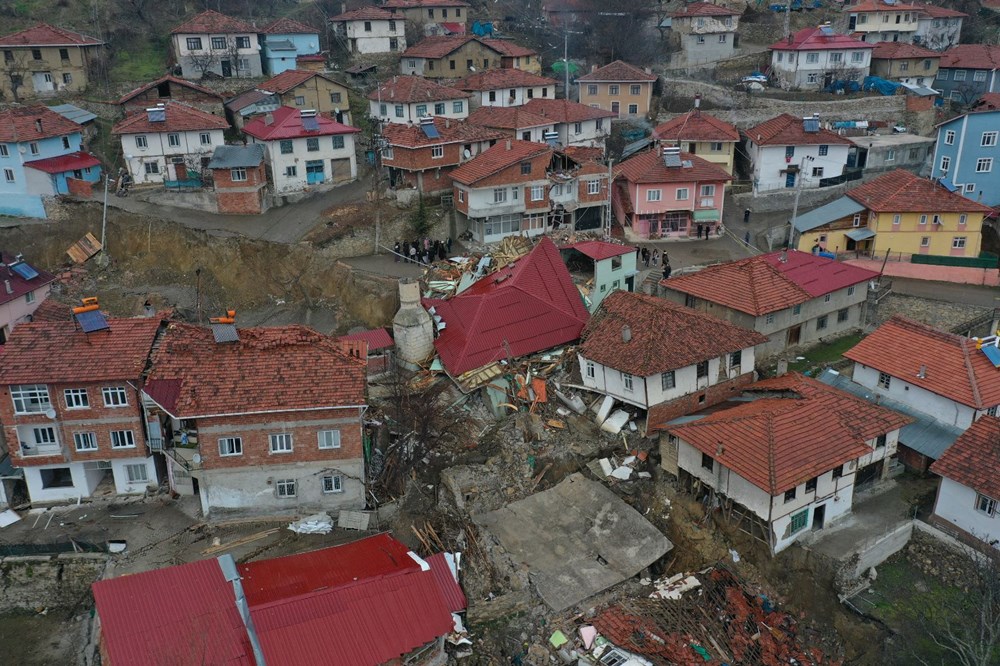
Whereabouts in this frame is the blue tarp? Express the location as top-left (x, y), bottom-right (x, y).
top-left (825, 80), bottom-right (861, 93)
top-left (862, 76), bottom-right (901, 96)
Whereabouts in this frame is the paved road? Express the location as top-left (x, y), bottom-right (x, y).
top-left (891, 277), bottom-right (1000, 309)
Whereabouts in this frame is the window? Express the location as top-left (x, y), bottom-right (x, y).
top-left (661, 371), bottom-right (675, 391)
top-left (790, 509), bottom-right (808, 533)
top-left (919, 214), bottom-right (928, 225)
top-left (806, 52), bottom-right (819, 64)
top-left (587, 84), bottom-right (598, 95)
top-left (838, 308), bottom-right (849, 323)
top-left (493, 188), bottom-right (507, 203)
top-left (276, 479), bottom-right (296, 498)
top-left (457, 189), bottom-right (464, 202)
top-left (983, 132), bottom-right (998, 147)
top-left (647, 189), bottom-right (662, 202)
top-left (891, 214), bottom-right (901, 226)
top-left (805, 477), bottom-right (818, 493)
top-left (954, 69), bottom-right (967, 81)
top-left (852, 51), bottom-right (864, 63)
top-left (434, 102), bottom-right (445, 114)
top-left (944, 130), bottom-right (955, 145)
top-left (899, 61), bottom-right (909, 72)
top-left (784, 487), bottom-right (797, 503)
top-left (322, 475), bottom-right (344, 493)
top-left (877, 371), bottom-right (892, 389)
top-left (270, 433), bottom-right (293, 453)
top-left (389, 20), bottom-right (397, 32)
top-left (186, 37), bottom-right (202, 51)
top-left (698, 184), bottom-right (716, 199)
top-left (976, 493), bottom-right (997, 517)
top-left (988, 405), bottom-right (999, 417)
top-left (306, 137), bottom-right (319, 152)
top-left (974, 70), bottom-right (988, 82)
top-left (765, 312), bottom-right (775, 325)
top-left (318, 430), bottom-right (341, 449)
top-left (125, 463), bottom-right (148, 484)
top-left (211, 37), bottom-right (227, 50)
top-left (574, 122), bottom-right (582, 134)
top-left (530, 185), bottom-right (544, 201)
top-left (428, 8), bottom-right (435, 18)
top-left (57, 47), bottom-right (70, 61)
top-left (217, 437), bottom-right (243, 456)
top-left (719, 34), bottom-right (727, 43)
top-left (920, 235), bottom-right (930, 247)
top-left (696, 35), bottom-right (706, 44)
top-left (793, 304), bottom-right (801, 315)
top-left (940, 156), bottom-right (951, 172)
top-left (588, 180), bottom-right (600, 195)
top-left (886, 148), bottom-right (896, 162)
top-left (0, 144), bottom-right (6, 158)
top-left (622, 372), bottom-right (634, 391)
top-left (364, 20), bottom-right (372, 32)
top-left (279, 140), bottom-right (293, 155)
top-left (453, 101), bottom-right (463, 113)
top-left (132, 134), bottom-right (148, 150)
top-left (101, 386), bottom-right (128, 407)
top-left (235, 36), bottom-right (251, 49)
top-left (627, 84), bottom-right (641, 96)
top-left (332, 135), bottom-right (345, 150)
top-left (701, 453), bottom-right (714, 472)
top-left (24, 290), bottom-right (34, 305)
top-left (74, 432), bottom-right (97, 452)
top-left (394, 104), bottom-right (404, 118)
top-left (416, 104), bottom-right (427, 117)
top-left (111, 430), bottom-right (136, 449)
top-left (959, 214), bottom-right (967, 225)
top-left (230, 167), bottom-right (247, 182)
top-left (285, 165), bottom-right (297, 177)
top-left (675, 187), bottom-right (689, 201)
top-left (200, 133), bottom-right (211, 146)
top-left (628, 104), bottom-right (638, 114)
top-left (3, 168), bottom-right (12, 183)
top-left (876, 434), bottom-right (887, 449)
top-left (144, 161), bottom-right (159, 175)
top-left (727, 351), bottom-right (742, 369)
top-left (163, 132), bottom-right (180, 148)
top-left (696, 360), bottom-right (709, 378)
top-left (977, 158), bottom-right (994, 173)
top-left (830, 52), bottom-right (843, 63)
top-left (294, 95), bottom-right (305, 106)
top-left (330, 92), bottom-right (342, 104)
top-left (848, 285), bottom-right (856, 296)
top-left (431, 146), bottom-right (444, 159)
top-left (816, 315), bottom-right (828, 330)
top-left (64, 388), bottom-right (89, 409)
top-left (852, 213), bottom-right (862, 228)
top-left (807, 73), bottom-right (818, 84)
top-left (952, 236), bottom-right (967, 249)
top-left (586, 361), bottom-right (596, 379)
top-left (609, 84), bottom-right (620, 95)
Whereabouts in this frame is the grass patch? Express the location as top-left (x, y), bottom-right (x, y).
top-left (788, 332), bottom-right (863, 375)
top-left (109, 39), bottom-right (167, 83)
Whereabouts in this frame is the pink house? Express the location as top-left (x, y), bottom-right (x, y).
top-left (0, 253), bottom-right (55, 344)
top-left (613, 147), bottom-right (731, 240)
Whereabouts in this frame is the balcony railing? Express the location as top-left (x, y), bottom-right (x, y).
top-left (19, 442), bottom-right (62, 457)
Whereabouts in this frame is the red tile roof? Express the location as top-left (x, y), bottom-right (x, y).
top-left (0, 105), bottom-right (84, 142)
top-left (561, 145), bottom-right (604, 162)
top-left (652, 110), bottom-right (739, 142)
top-left (770, 26), bottom-right (871, 51)
top-left (615, 149), bottom-right (731, 185)
top-left (111, 101), bottom-right (229, 134)
top-left (331, 6), bottom-right (397, 21)
top-left (425, 237), bottom-right (590, 376)
top-left (383, 0), bottom-right (470, 7)
top-left (383, 116), bottom-right (503, 148)
top-left (560, 240), bottom-right (632, 261)
top-left (847, 0), bottom-right (918, 11)
top-left (0, 253), bottom-right (56, 308)
top-left (844, 316), bottom-right (1000, 410)
top-left (24, 151), bottom-right (100, 174)
top-left (577, 59), bottom-right (658, 82)
top-left (261, 17), bottom-right (318, 34)
top-left (846, 169), bottom-right (993, 213)
top-left (662, 250), bottom-right (876, 316)
top-left (672, 1), bottom-right (741, 17)
top-left (453, 68), bottom-right (558, 91)
top-left (930, 416), bottom-right (1000, 498)
top-left (171, 9), bottom-right (256, 35)
top-left (485, 38), bottom-right (538, 58)
top-left (243, 106), bottom-right (359, 141)
top-left (466, 105), bottom-right (552, 129)
top-left (28, 298), bottom-right (72, 322)
top-left (338, 327), bottom-right (395, 351)
top-left (402, 35), bottom-right (537, 59)
top-left (940, 44), bottom-right (1000, 70)
top-left (449, 139), bottom-right (551, 185)
top-left (117, 75), bottom-right (223, 105)
top-left (0, 23), bottom-right (102, 47)
top-left (0, 317), bottom-right (162, 384)
top-left (260, 69), bottom-right (341, 94)
top-left (580, 292), bottom-right (767, 376)
top-left (143, 322), bottom-right (366, 418)
top-left (747, 113), bottom-right (853, 146)
top-left (871, 41), bottom-right (939, 60)
top-left (973, 92), bottom-right (1000, 110)
top-left (523, 98), bottom-right (617, 123)
top-left (667, 373), bottom-right (911, 494)
top-left (916, 4), bottom-right (967, 18)
top-left (367, 75), bottom-right (469, 103)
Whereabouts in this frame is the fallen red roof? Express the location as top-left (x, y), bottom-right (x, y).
top-left (770, 26), bottom-right (872, 51)
top-left (426, 552), bottom-right (467, 613)
top-left (580, 291), bottom-right (767, 377)
top-left (338, 327), bottom-right (395, 351)
top-left (112, 101), bottom-right (229, 134)
top-left (454, 67), bottom-right (558, 91)
top-left (0, 105), bottom-right (84, 142)
top-left (425, 237), bottom-right (589, 377)
top-left (846, 169), bottom-right (993, 214)
top-left (940, 44), bottom-right (1000, 70)
top-left (577, 59), bottom-right (658, 82)
top-left (747, 113), bottom-right (853, 146)
top-left (143, 322), bottom-right (366, 418)
top-left (930, 416), bottom-right (1000, 498)
top-left (243, 106), bottom-right (359, 141)
top-left (560, 240), bottom-right (633, 261)
top-left (844, 316), bottom-right (1000, 410)
top-left (171, 9), bottom-right (256, 34)
top-left (652, 110), bottom-right (739, 142)
top-left (667, 373), bottom-right (911, 494)
top-left (367, 75), bottom-right (469, 102)
top-left (0, 23), bottom-right (102, 47)
top-left (24, 151), bottom-right (100, 174)
top-left (449, 139), bottom-right (551, 185)
top-left (524, 98), bottom-right (617, 123)
top-left (615, 149), bottom-right (731, 185)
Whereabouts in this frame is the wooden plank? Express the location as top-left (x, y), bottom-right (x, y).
top-left (66, 232), bottom-right (102, 264)
top-left (201, 529), bottom-right (279, 555)
top-left (338, 510), bottom-right (370, 531)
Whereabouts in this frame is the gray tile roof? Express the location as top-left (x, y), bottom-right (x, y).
top-left (207, 144), bottom-right (265, 169)
top-left (792, 195), bottom-right (865, 233)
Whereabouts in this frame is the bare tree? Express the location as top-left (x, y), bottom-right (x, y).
top-left (1, 50), bottom-right (31, 102)
top-left (186, 50), bottom-right (221, 79)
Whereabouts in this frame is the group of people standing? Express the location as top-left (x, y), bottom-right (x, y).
top-left (393, 237), bottom-right (453, 265)
top-left (635, 245), bottom-right (672, 280)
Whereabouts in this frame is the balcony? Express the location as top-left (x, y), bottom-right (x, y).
top-left (19, 442), bottom-right (62, 458)
top-left (165, 445), bottom-right (202, 472)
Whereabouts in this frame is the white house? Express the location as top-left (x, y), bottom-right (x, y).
top-left (367, 75), bottom-right (470, 125)
top-left (170, 10), bottom-right (263, 79)
top-left (930, 416), bottom-right (1000, 551)
top-left (330, 6), bottom-right (405, 55)
top-left (243, 106), bottom-right (360, 195)
top-left (453, 68), bottom-right (559, 108)
top-left (745, 113), bottom-right (853, 193)
top-left (466, 105), bottom-right (554, 143)
top-left (667, 373), bottom-right (911, 554)
top-left (578, 291), bottom-right (767, 433)
top-left (522, 99), bottom-right (616, 150)
top-left (844, 316), bottom-right (1000, 431)
top-left (770, 25), bottom-right (872, 90)
top-left (111, 102), bottom-right (228, 185)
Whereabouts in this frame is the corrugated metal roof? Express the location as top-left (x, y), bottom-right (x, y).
top-left (208, 145), bottom-right (265, 169)
top-left (845, 228), bottom-right (876, 241)
top-left (47, 103), bottom-right (97, 124)
top-left (793, 196), bottom-right (865, 233)
top-left (338, 327), bottom-right (394, 351)
top-left (427, 552), bottom-right (467, 613)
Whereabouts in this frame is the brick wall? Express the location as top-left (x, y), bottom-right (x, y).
top-left (66, 178), bottom-right (95, 199)
top-left (896, 443), bottom-right (932, 473)
top-left (647, 372), bottom-right (756, 433)
top-left (213, 162), bottom-right (266, 214)
top-left (577, 176), bottom-right (607, 204)
top-left (906, 95), bottom-right (934, 112)
top-left (217, 191), bottom-right (264, 214)
top-left (385, 143), bottom-right (462, 171)
top-left (213, 162), bottom-right (266, 189)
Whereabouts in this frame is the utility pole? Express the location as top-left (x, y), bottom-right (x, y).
top-left (789, 155), bottom-right (814, 248)
top-left (783, 3), bottom-right (791, 41)
top-left (603, 159), bottom-right (613, 240)
top-left (564, 31), bottom-right (570, 100)
top-left (366, 115), bottom-right (388, 254)
top-left (98, 174), bottom-right (110, 267)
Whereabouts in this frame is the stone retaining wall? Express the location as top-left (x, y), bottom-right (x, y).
top-left (0, 553), bottom-right (107, 612)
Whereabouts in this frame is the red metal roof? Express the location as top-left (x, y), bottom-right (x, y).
top-left (338, 327), bottom-right (395, 351)
top-left (930, 416), bottom-right (1000, 498)
top-left (24, 151), bottom-right (100, 174)
top-left (243, 106), bottom-right (359, 141)
top-left (560, 240), bottom-right (633, 261)
top-left (0, 105), bottom-right (83, 143)
top-left (93, 559), bottom-right (255, 666)
top-left (0, 23), bottom-right (102, 47)
top-left (667, 373), bottom-right (911, 494)
top-left (112, 101), bottom-right (229, 135)
top-left (770, 26), bottom-right (872, 51)
top-left (426, 552), bottom-right (467, 613)
top-left (577, 59), bottom-right (658, 82)
top-left (440, 21), bottom-right (466, 33)
top-left (0, 252), bottom-right (56, 308)
top-left (653, 110), bottom-right (740, 142)
top-left (425, 237), bottom-right (590, 376)
top-left (846, 169), bottom-right (993, 214)
top-left (843, 316), bottom-right (1000, 410)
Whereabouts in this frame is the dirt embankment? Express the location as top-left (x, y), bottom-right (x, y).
top-left (2, 201), bottom-right (400, 331)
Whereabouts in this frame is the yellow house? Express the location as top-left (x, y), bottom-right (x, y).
top-left (651, 107), bottom-right (739, 175)
top-left (259, 69), bottom-right (352, 124)
top-left (577, 60), bottom-right (657, 118)
top-left (848, 0), bottom-right (919, 42)
top-left (793, 169), bottom-right (992, 258)
top-left (0, 23), bottom-right (104, 101)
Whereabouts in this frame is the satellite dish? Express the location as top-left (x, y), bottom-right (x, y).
top-left (44, 408), bottom-right (57, 420)
top-left (463, 149), bottom-right (472, 158)
top-left (192, 453), bottom-right (202, 464)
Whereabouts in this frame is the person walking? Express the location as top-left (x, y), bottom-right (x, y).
top-left (409, 244), bottom-right (417, 264)
top-left (642, 247), bottom-right (650, 268)
top-left (651, 249), bottom-right (659, 266)
top-left (744, 231), bottom-right (751, 246)
top-left (744, 208), bottom-right (751, 224)
top-left (447, 236), bottom-right (453, 253)
top-left (393, 241), bottom-right (401, 262)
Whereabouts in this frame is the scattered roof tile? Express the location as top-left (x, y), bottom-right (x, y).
top-left (930, 416), bottom-right (1000, 499)
top-left (367, 75), bottom-right (469, 103)
top-left (171, 9), bottom-right (256, 35)
top-left (338, 327), bottom-right (394, 351)
top-left (523, 98), bottom-right (616, 123)
top-left (615, 149), bottom-right (731, 184)
top-left (747, 113), bottom-right (853, 146)
top-left (453, 68), bottom-right (558, 91)
top-left (940, 44), bottom-right (1000, 70)
top-left (0, 105), bottom-right (84, 142)
top-left (111, 101), bottom-right (229, 134)
top-left (0, 23), bottom-right (102, 47)
top-left (242, 106), bottom-right (359, 141)
top-left (652, 110), bottom-right (739, 142)
top-left (577, 60), bottom-right (658, 82)
top-left (844, 316), bottom-right (1000, 410)
top-left (846, 169), bottom-right (993, 213)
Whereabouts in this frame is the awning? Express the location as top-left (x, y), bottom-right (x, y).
top-left (693, 209), bottom-right (720, 222)
top-left (24, 152), bottom-right (101, 174)
top-left (440, 22), bottom-right (465, 34)
top-left (845, 228), bottom-right (876, 241)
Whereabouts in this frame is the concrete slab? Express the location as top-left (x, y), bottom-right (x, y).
top-left (473, 473), bottom-right (672, 611)
top-left (800, 480), bottom-right (912, 562)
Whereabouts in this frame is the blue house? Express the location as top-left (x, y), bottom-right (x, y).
top-left (0, 106), bottom-right (102, 219)
top-left (935, 44), bottom-right (1000, 105)
top-left (931, 108), bottom-right (1000, 206)
top-left (260, 18), bottom-right (321, 75)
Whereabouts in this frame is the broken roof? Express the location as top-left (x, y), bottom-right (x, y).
top-left (473, 473), bottom-right (672, 611)
top-left (579, 291), bottom-right (767, 377)
top-left (424, 237), bottom-right (589, 377)
top-left (846, 168), bottom-right (993, 214)
top-left (667, 373), bottom-right (911, 495)
top-left (930, 416), bottom-right (1000, 499)
top-left (337, 327), bottom-right (394, 351)
top-left (117, 75), bottom-right (223, 105)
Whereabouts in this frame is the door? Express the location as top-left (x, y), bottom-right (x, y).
top-left (611, 101), bottom-right (620, 115)
top-left (787, 324), bottom-right (801, 346)
top-left (306, 160), bottom-right (325, 184)
top-left (174, 162), bottom-right (187, 181)
top-left (848, 15), bottom-right (856, 30)
top-left (812, 504), bottom-right (826, 530)
top-left (688, 143), bottom-right (696, 153)
top-left (785, 172), bottom-right (796, 188)
top-left (221, 60), bottom-right (233, 77)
